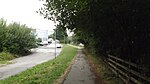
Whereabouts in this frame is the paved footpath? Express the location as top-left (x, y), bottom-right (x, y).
top-left (63, 49), bottom-right (96, 84)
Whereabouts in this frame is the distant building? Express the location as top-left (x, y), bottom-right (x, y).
top-left (32, 29), bottom-right (48, 42)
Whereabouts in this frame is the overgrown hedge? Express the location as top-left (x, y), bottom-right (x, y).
top-left (0, 18), bottom-right (36, 56)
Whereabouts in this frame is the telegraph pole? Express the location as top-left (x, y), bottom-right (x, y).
top-left (54, 28), bottom-right (56, 58)
top-left (53, 16), bottom-right (57, 59)
top-left (64, 35), bottom-right (65, 44)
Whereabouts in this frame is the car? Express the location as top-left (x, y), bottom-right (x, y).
top-left (48, 39), bottom-right (52, 44)
top-left (79, 43), bottom-right (84, 47)
top-left (38, 41), bottom-right (48, 46)
top-left (56, 44), bottom-right (62, 48)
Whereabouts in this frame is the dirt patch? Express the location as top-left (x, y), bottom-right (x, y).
top-left (0, 64), bottom-right (6, 67)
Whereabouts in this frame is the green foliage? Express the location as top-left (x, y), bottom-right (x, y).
top-left (84, 50), bottom-right (124, 84)
top-left (0, 19), bottom-right (37, 56)
top-left (0, 61), bottom-right (12, 64)
top-left (0, 18), bottom-right (7, 52)
top-left (0, 52), bottom-right (15, 61)
top-left (0, 45), bottom-right (78, 84)
top-left (40, 0), bottom-right (150, 66)
top-left (37, 38), bottom-right (42, 42)
top-left (53, 26), bottom-right (68, 43)
top-left (48, 34), bottom-right (53, 39)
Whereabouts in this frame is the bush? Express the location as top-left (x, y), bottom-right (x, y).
top-left (0, 18), bottom-right (7, 52)
top-left (0, 19), bottom-right (37, 56)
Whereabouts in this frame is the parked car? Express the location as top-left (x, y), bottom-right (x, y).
top-left (56, 44), bottom-right (62, 48)
top-left (48, 39), bottom-right (52, 44)
top-left (38, 41), bottom-right (48, 46)
top-left (79, 43), bottom-right (84, 47)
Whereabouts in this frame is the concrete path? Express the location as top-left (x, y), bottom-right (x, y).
top-left (0, 44), bottom-right (62, 80)
top-left (63, 49), bottom-right (96, 84)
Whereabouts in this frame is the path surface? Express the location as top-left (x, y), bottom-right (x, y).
top-left (0, 44), bottom-right (62, 80)
top-left (63, 49), bottom-right (96, 84)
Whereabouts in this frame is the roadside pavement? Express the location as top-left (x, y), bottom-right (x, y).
top-left (0, 45), bottom-right (62, 80)
top-left (63, 49), bottom-right (96, 84)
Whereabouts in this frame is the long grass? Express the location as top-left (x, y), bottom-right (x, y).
top-left (83, 49), bottom-right (124, 84)
top-left (0, 45), bottom-right (78, 84)
top-left (0, 52), bottom-right (15, 64)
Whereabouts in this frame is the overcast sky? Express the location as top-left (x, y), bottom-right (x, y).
top-left (0, 0), bottom-right (55, 34)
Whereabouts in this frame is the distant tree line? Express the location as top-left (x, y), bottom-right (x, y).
top-left (0, 18), bottom-right (36, 56)
top-left (40, 0), bottom-right (150, 67)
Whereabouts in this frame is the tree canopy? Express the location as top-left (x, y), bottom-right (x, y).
top-left (51, 25), bottom-right (68, 43)
top-left (40, 0), bottom-right (150, 66)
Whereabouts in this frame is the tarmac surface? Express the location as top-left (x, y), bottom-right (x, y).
top-left (0, 44), bottom-right (62, 80)
top-left (63, 49), bottom-right (96, 84)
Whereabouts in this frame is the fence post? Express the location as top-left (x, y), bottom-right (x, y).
top-left (115, 56), bottom-right (119, 77)
top-left (127, 58), bottom-right (131, 83)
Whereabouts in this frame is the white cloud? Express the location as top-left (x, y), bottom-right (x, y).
top-left (0, 0), bottom-right (55, 34)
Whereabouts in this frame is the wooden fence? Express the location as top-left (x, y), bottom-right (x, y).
top-left (105, 55), bottom-right (150, 84)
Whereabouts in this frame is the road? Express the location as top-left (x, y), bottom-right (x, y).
top-left (0, 44), bottom-right (62, 80)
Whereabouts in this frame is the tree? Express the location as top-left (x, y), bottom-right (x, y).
top-left (48, 34), bottom-right (53, 39)
top-left (53, 25), bottom-right (68, 43)
top-left (39, 0), bottom-right (150, 67)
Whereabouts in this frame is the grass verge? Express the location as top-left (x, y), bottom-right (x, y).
top-left (0, 52), bottom-right (15, 65)
top-left (83, 49), bottom-right (124, 84)
top-left (0, 61), bottom-right (12, 65)
top-left (0, 45), bottom-right (78, 84)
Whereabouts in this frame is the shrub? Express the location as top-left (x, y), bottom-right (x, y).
top-left (0, 19), bottom-right (37, 56)
top-left (0, 18), bottom-right (7, 52)
top-left (5, 23), bottom-right (37, 55)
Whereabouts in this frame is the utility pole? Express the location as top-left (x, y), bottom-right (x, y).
top-left (53, 16), bottom-right (57, 59)
top-left (54, 28), bottom-right (56, 58)
top-left (64, 35), bottom-right (65, 44)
